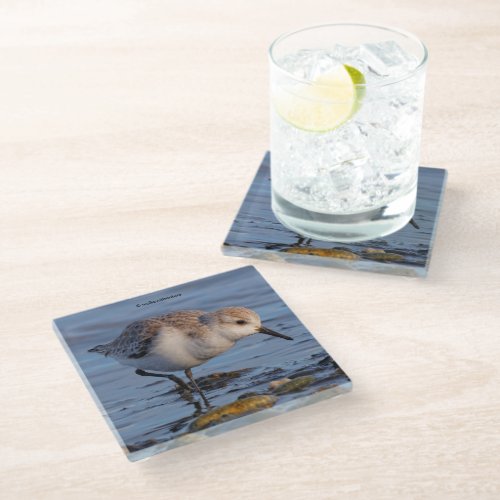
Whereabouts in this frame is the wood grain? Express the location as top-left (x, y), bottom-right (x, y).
top-left (1, 1), bottom-right (499, 498)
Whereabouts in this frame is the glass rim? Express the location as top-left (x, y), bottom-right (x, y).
top-left (268, 23), bottom-right (428, 89)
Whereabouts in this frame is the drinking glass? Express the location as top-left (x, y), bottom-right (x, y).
top-left (269, 24), bottom-right (428, 241)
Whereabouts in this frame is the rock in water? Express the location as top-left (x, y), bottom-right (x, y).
top-left (283, 248), bottom-right (359, 260)
top-left (362, 249), bottom-right (404, 261)
top-left (189, 395), bottom-right (277, 432)
top-left (272, 375), bottom-right (316, 395)
top-left (363, 248), bottom-right (383, 254)
top-left (268, 378), bottom-right (291, 390)
top-left (196, 369), bottom-right (250, 390)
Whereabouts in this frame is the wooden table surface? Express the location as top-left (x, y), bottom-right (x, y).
top-left (1, 1), bottom-right (499, 498)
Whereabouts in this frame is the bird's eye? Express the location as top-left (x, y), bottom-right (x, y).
top-left (236, 320), bottom-right (246, 325)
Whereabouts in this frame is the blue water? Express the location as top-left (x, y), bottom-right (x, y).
top-left (54, 266), bottom-right (349, 454)
top-left (224, 152), bottom-right (447, 271)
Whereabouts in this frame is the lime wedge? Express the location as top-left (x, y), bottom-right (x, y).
top-left (273, 64), bottom-right (365, 132)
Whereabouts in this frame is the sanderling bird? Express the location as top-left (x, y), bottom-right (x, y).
top-left (88, 306), bottom-right (292, 406)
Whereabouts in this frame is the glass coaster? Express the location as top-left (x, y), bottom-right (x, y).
top-left (222, 152), bottom-right (447, 277)
top-left (53, 266), bottom-right (351, 461)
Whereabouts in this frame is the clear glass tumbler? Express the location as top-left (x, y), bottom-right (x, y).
top-left (269, 24), bottom-right (428, 242)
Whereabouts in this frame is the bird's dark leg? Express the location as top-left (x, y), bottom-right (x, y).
top-left (409, 218), bottom-right (420, 230)
top-left (184, 368), bottom-right (211, 408)
top-left (135, 370), bottom-right (205, 412)
top-left (135, 368), bottom-right (191, 392)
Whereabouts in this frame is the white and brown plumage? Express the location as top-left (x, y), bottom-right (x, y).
top-left (89, 307), bottom-right (292, 405)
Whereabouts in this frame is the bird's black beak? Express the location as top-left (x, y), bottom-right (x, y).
top-left (257, 326), bottom-right (293, 341)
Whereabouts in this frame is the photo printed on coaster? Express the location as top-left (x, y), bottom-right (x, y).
top-left (53, 266), bottom-right (351, 461)
top-left (223, 152), bottom-right (447, 277)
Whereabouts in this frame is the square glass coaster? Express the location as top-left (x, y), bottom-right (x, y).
top-left (53, 266), bottom-right (351, 461)
top-left (222, 152), bottom-right (447, 277)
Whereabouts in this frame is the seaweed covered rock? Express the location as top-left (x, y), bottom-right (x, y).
top-left (268, 378), bottom-right (291, 390)
top-left (362, 249), bottom-right (404, 261)
top-left (271, 375), bottom-right (316, 395)
top-left (282, 247), bottom-right (359, 260)
top-left (189, 395), bottom-right (277, 431)
top-left (196, 369), bottom-right (251, 390)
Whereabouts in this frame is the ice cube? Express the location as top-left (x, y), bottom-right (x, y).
top-left (321, 125), bottom-right (370, 193)
top-left (330, 44), bottom-right (360, 63)
top-left (278, 49), bottom-right (342, 81)
top-left (358, 122), bottom-right (413, 177)
top-left (360, 41), bottom-right (418, 78)
top-left (328, 162), bottom-right (364, 192)
top-left (308, 51), bottom-right (343, 80)
top-left (278, 49), bottom-right (317, 79)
